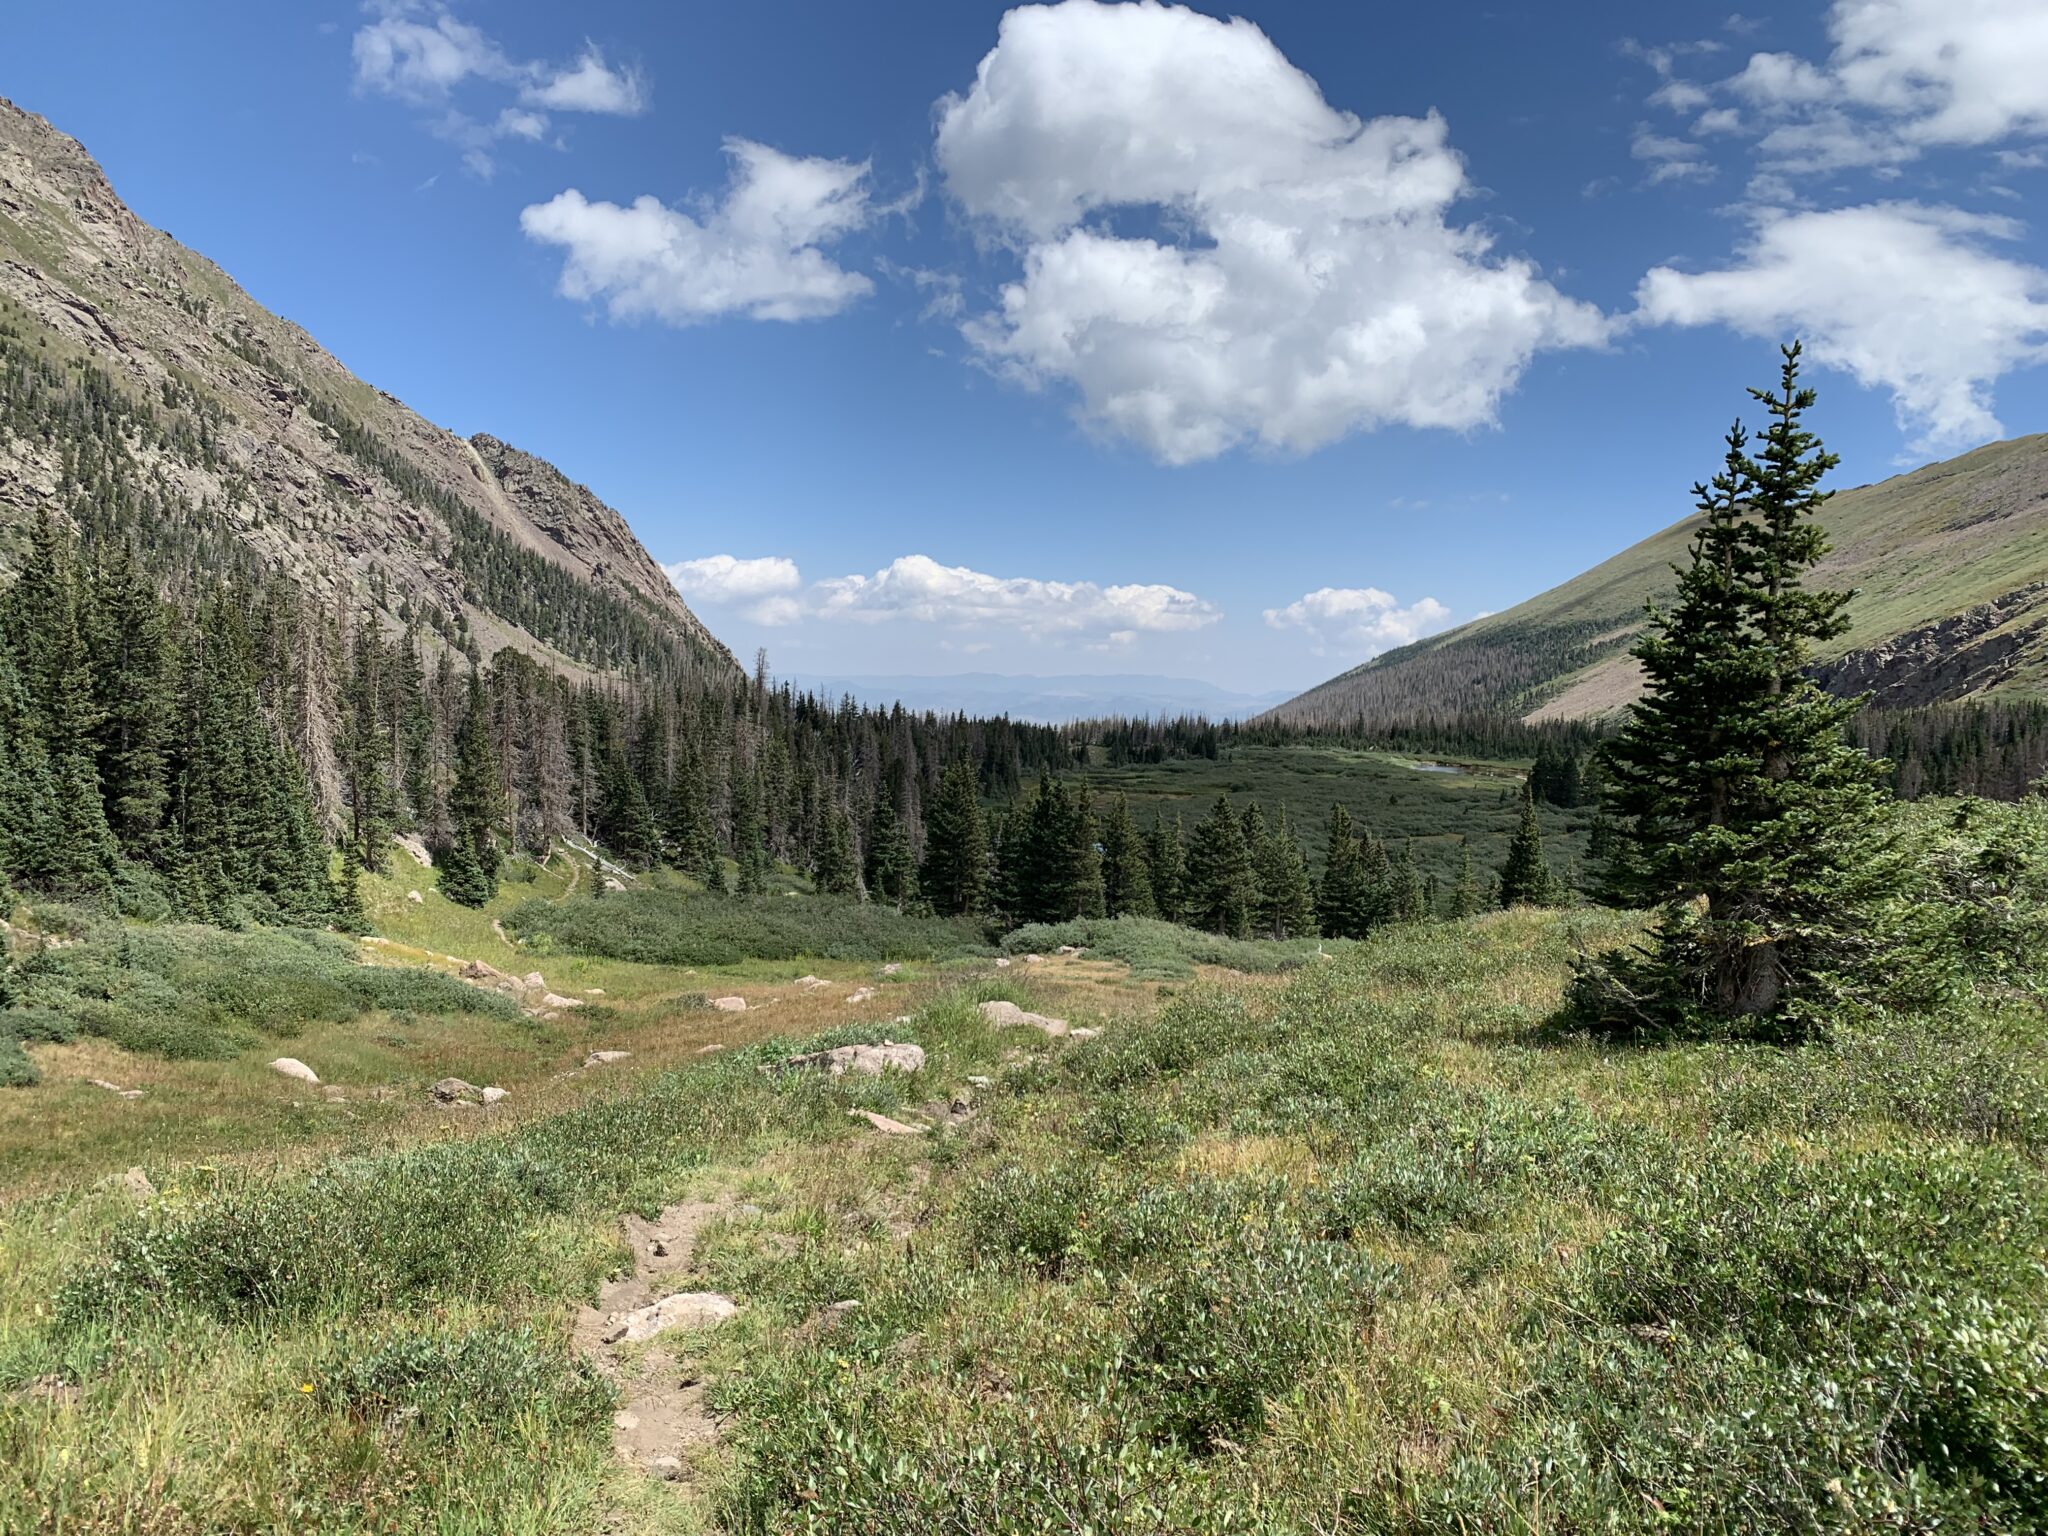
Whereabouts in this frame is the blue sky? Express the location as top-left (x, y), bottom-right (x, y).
top-left (9, 1), bottom-right (2048, 692)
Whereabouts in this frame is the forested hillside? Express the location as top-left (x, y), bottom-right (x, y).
top-left (1273, 431), bottom-right (2048, 729)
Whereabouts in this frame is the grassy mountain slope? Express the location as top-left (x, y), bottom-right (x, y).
top-left (0, 95), bottom-right (733, 682)
top-left (1273, 431), bottom-right (2048, 727)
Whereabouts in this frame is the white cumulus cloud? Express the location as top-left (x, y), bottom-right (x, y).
top-left (933, 0), bottom-right (1607, 465)
top-left (520, 140), bottom-right (875, 324)
top-left (1635, 201), bottom-right (2048, 451)
top-left (813, 555), bottom-right (1219, 638)
top-left (664, 554), bottom-right (805, 626)
top-left (523, 46), bottom-right (646, 116)
top-left (1263, 587), bottom-right (1455, 659)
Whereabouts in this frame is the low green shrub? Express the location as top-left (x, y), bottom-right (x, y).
top-left (507, 889), bottom-right (992, 966)
top-left (1001, 915), bottom-right (1339, 980)
top-left (318, 1324), bottom-right (614, 1444)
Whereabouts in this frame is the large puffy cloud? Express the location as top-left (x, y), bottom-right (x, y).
top-left (934, 0), bottom-right (1606, 465)
top-left (1635, 202), bottom-right (2048, 450)
top-left (521, 141), bottom-right (874, 324)
top-left (813, 555), bottom-right (1218, 638)
top-left (1263, 587), bottom-right (1455, 659)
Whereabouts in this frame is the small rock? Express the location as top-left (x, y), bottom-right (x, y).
top-left (602, 1291), bottom-right (739, 1343)
top-left (848, 1108), bottom-right (927, 1135)
top-left (120, 1166), bottom-right (155, 1199)
top-left (406, 890), bottom-right (423, 904)
top-left (739, 1203), bottom-right (764, 1217)
top-left (88, 1078), bottom-right (145, 1100)
top-left (1056, 945), bottom-right (1083, 957)
top-left (269, 1057), bottom-right (319, 1084)
top-left (649, 1455), bottom-right (685, 1482)
top-left (977, 1000), bottom-right (1069, 1037)
top-left (794, 975), bottom-right (830, 991)
top-left (431, 1076), bottom-right (480, 1103)
top-left (603, 876), bottom-right (626, 892)
top-left (785, 1042), bottom-right (926, 1077)
top-left (880, 962), bottom-right (902, 976)
top-left (393, 833), bottom-right (434, 867)
top-left (524, 971), bottom-right (547, 990)
top-left (966, 1075), bottom-right (991, 1088)
top-left (585, 1050), bottom-right (631, 1067)
top-left (586, 988), bottom-right (605, 997)
top-left (993, 957), bottom-right (1012, 969)
top-left (711, 996), bottom-right (747, 1013)
top-left (650, 1238), bottom-right (670, 1258)
top-left (845, 987), bottom-right (875, 1004)
top-left (1070, 1027), bottom-right (1101, 1041)
top-left (1025, 953), bottom-right (1044, 965)
top-left (460, 960), bottom-right (507, 983)
top-left (481, 1086), bottom-right (508, 1105)
top-left (696, 1043), bottom-right (726, 1054)
top-left (542, 992), bottom-right (584, 1010)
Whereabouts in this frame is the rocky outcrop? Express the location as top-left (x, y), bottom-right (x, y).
top-left (0, 97), bottom-right (736, 691)
top-left (783, 1042), bottom-right (926, 1077)
top-left (1812, 583), bottom-right (2048, 706)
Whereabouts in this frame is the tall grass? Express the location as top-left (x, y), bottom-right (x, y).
top-left (506, 888), bottom-right (994, 967)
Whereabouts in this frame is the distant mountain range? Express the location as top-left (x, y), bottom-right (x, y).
top-left (1272, 432), bottom-right (2048, 727)
top-left (783, 671), bottom-right (1297, 722)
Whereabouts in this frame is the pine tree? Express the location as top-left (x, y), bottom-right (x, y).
top-left (730, 764), bottom-right (769, 896)
top-left (1185, 795), bottom-right (1256, 937)
top-left (1498, 787), bottom-right (1558, 908)
top-left (1145, 811), bottom-right (1187, 926)
top-left (865, 795), bottom-right (916, 911)
top-left (1593, 344), bottom-right (1904, 1027)
top-left (339, 611), bottom-right (396, 871)
top-left (1388, 841), bottom-right (1426, 923)
top-left (1254, 806), bottom-right (1317, 938)
top-left (1449, 839), bottom-right (1483, 919)
top-left (813, 800), bottom-right (859, 896)
top-left (1317, 804), bottom-right (1364, 939)
top-left (86, 539), bottom-right (174, 860)
top-left (920, 760), bottom-right (989, 916)
top-left (437, 668), bottom-right (504, 908)
top-left (1098, 792), bottom-right (1155, 918)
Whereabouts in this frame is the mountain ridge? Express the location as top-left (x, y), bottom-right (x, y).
top-left (0, 94), bottom-right (732, 682)
top-left (1271, 431), bottom-right (2048, 728)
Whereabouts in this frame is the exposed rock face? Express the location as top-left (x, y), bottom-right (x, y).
top-left (0, 97), bottom-right (735, 697)
top-left (1812, 583), bottom-right (2048, 705)
top-left (784, 1042), bottom-right (926, 1077)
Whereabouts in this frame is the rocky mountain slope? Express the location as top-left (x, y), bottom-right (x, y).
top-left (1272, 431), bottom-right (2048, 727)
top-left (0, 95), bottom-right (732, 681)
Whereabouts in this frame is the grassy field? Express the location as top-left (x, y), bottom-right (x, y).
top-left (6, 890), bottom-right (2046, 1532)
top-left (1069, 742), bottom-right (1588, 895)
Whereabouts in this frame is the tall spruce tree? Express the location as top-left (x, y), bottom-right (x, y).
top-left (1498, 787), bottom-right (1559, 908)
top-left (1185, 795), bottom-right (1256, 937)
top-left (1254, 805), bottom-right (1317, 938)
top-left (1145, 811), bottom-right (1188, 926)
top-left (865, 795), bottom-right (916, 911)
top-left (437, 668), bottom-right (504, 908)
top-left (1317, 804), bottom-right (1371, 939)
top-left (1593, 347), bottom-right (1903, 1025)
top-left (813, 800), bottom-right (860, 896)
top-left (920, 760), bottom-right (989, 916)
top-left (1450, 839), bottom-right (1483, 919)
top-left (1098, 792), bottom-right (1155, 918)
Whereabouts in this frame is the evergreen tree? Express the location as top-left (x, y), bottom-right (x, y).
top-left (437, 668), bottom-right (504, 908)
top-left (1388, 841), bottom-right (1427, 923)
top-left (1498, 787), bottom-right (1559, 908)
top-left (1593, 345), bottom-right (1904, 1026)
top-left (1145, 811), bottom-right (1187, 925)
top-left (1098, 792), bottom-right (1156, 918)
top-left (813, 800), bottom-right (859, 896)
top-left (730, 764), bottom-right (769, 896)
top-left (1185, 795), bottom-right (1256, 937)
top-left (1254, 805), bottom-right (1317, 938)
top-left (86, 539), bottom-right (174, 860)
top-left (865, 795), bottom-right (916, 911)
top-left (920, 760), bottom-right (989, 916)
top-left (1318, 806), bottom-right (1368, 937)
top-left (1449, 839), bottom-right (1484, 919)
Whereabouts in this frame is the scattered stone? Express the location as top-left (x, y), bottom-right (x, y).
top-left (649, 1238), bottom-right (670, 1258)
top-left (431, 1076), bottom-right (480, 1103)
top-left (460, 959), bottom-right (507, 983)
top-left (794, 975), bottom-right (830, 991)
top-left (585, 1050), bottom-right (631, 1067)
top-left (711, 996), bottom-right (747, 1013)
top-left (696, 1043), bottom-right (726, 1054)
top-left (848, 1108), bottom-right (927, 1136)
top-left (739, 1204), bottom-right (764, 1218)
top-left (603, 877), bottom-right (626, 892)
top-left (481, 1086), bottom-right (509, 1105)
top-left (120, 1166), bottom-right (155, 1199)
top-left (542, 992), bottom-right (585, 1010)
top-left (1025, 953), bottom-right (1044, 965)
top-left (1055, 945), bottom-right (1083, 956)
top-left (892, 1014), bottom-right (913, 1025)
top-left (977, 1000), bottom-right (1069, 1037)
top-left (405, 890), bottom-right (423, 904)
top-left (845, 987), bottom-right (876, 1004)
top-left (587, 988), bottom-right (605, 997)
top-left (966, 1075), bottom-right (992, 1088)
top-left (393, 833), bottom-right (434, 867)
top-left (649, 1455), bottom-right (685, 1482)
top-left (784, 1042), bottom-right (926, 1077)
top-left (524, 971), bottom-right (547, 991)
top-left (601, 1292), bottom-right (739, 1344)
top-left (880, 962), bottom-right (902, 976)
top-left (1070, 1027), bottom-right (1101, 1041)
top-left (269, 1057), bottom-right (319, 1084)
top-left (994, 957), bottom-right (1012, 969)
top-left (88, 1078), bottom-right (145, 1100)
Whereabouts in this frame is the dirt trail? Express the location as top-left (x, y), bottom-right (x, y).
top-left (572, 1196), bottom-right (735, 1480)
